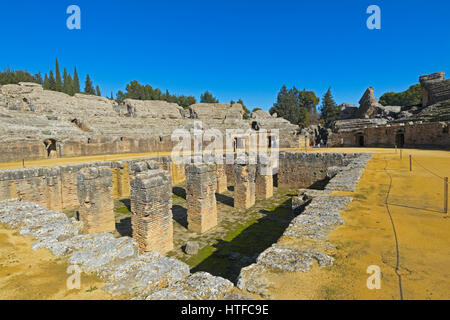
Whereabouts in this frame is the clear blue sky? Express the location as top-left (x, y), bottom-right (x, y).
top-left (1, 0), bottom-right (449, 111)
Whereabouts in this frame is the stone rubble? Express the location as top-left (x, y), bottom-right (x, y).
top-left (0, 198), bottom-right (234, 300)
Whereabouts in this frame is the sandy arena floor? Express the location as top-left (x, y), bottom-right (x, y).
top-left (0, 147), bottom-right (449, 300)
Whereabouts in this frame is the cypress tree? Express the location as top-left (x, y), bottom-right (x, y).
top-left (110, 92), bottom-right (114, 100)
top-left (73, 67), bottom-right (80, 93)
top-left (43, 73), bottom-right (50, 90)
top-left (84, 74), bottom-right (95, 95)
top-left (55, 59), bottom-right (63, 92)
top-left (64, 74), bottom-right (74, 96)
top-left (62, 68), bottom-right (68, 93)
top-left (96, 85), bottom-right (101, 96)
top-left (48, 70), bottom-right (56, 91)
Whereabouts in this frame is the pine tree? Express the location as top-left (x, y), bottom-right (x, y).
top-left (84, 74), bottom-right (95, 95)
top-left (110, 92), bottom-right (114, 100)
top-left (200, 90), bottom-right (218, 103)
top-left (55, 59), bottom-right (63, 92)
top-left (320, 88), bottom-right (340, 128)
top-left (48, 70), bottom-right (56, 91)
top-left (96, 85), bottom-right (101, 96)
top-left (73, 67), bottom-right (80, 93)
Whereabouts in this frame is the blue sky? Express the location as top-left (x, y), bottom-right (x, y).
top-left (1, 0), bottom-right (449, 111)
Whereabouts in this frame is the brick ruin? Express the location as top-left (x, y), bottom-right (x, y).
top-left (327, 72), bottom-right (450, 148)
top-left (185, 164), bottom-right (217, 233)
top-left (130, 166), bottom-right (173, 254)
top-left (77, 166), bottom-right (115, 233)
top-left (233, 162), bottom-right (257, 209)
top-left (255, 157), bottom-right (274, 200)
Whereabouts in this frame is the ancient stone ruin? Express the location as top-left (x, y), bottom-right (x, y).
top-left (185, 163), bottom-right (218, 233)
top-left (130, 165), bottom-right (173, 254)
top-left (77, 166), bottom-right (115, 234)
top-left (0, 150), bottom-right (372, 300)
top-left (328, 72), bottom-right (450, 148)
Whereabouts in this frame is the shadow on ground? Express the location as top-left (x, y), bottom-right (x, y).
top-left (190, 195), bottom-right (306, 283)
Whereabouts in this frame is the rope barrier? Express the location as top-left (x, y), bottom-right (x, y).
top-left (383, 158), bottom-right (404, 300)
top-left (411, 157), bottom-right (449, 183)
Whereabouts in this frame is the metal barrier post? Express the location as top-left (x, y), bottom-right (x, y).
top-left (445, 177), bottom-right (448, 214)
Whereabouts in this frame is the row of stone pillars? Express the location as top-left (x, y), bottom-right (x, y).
top-left (76, 158), bottom-right (275, 255)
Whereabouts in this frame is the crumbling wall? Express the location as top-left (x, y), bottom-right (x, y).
top-left (0, 156), bottom-right (181, 211)
top-left (277, 152), bottom-right (356, 188)
top-left (130, 168), bottom-right (173, 253)
top-left (330, 122), bottom-right (450, 148)
top-left (234, 163), bottom-right (256, 209)
top-left (420, 72), bottom-right (450, 107)
top-left (77, 167), bottom-right (115, 233)
top-left (185, 164), bottom-right (217, 233)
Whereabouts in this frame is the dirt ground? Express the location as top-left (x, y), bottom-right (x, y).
top-left (0, 226), bottom-right (125, 300)
top-left (0, 147), bottom-right (449, 300)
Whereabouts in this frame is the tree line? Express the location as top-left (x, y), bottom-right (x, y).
top-left (0, 59), bottom-right (101, 97)
top-left (269, 85), bottom-right (340, 128)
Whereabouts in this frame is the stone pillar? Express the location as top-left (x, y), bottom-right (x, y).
top-left (256, 158), bottom-right (273, 200)
top-left (234, 164), bottom-right (256, 209)
top-left (130, 168), bottom-right (173, 254)
top-left (77, 167), bottom-right (115, 234)
top-left (215, 164), bottom-right (227, 193)
top-left (186, 164), bottom-right (217, 233)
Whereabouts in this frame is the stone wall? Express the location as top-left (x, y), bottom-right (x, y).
top-left (420, 72), bottom-right (450, 107)
top-left (0, 156), bottom-right (184, 211)
top-left (330, 121), bottom-right (450, 148)
top-left (130, 168), bottom-right (173, 253)
top-left (234, 163), bottom-right (256, 209)
top-left (77, 167), bottom-right (115, 233)
top-left (185, 164), bottom-right (218, 233)
top-left (277, 152), bottom-right (356, 188)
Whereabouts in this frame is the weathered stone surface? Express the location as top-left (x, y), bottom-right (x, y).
top-left (184, 241), bottom-right (200, 255)
top-left (234, 163), bottom-right (256, 209)
top-left (0, 199), bottom-right (238, 300)
top-left (215, 164), bottom-right (228, 193)
top-left (420, 72), bottom-right (450, 107)
top-left (255, 157), bottom-right (273, 200)
top-left (256, 245), bottom-right (333, 272)
top-left (68, 236), bottom-right (139, 275)
top-left (122, 99), bottom-right (183, 119)
top-left (102, 251), bottom-right (190, 297)
top-left (186, 164), bottom-right (217, 233)
top-left (236, 264), bottom-right (272, 297)
top-left (131, 169), bottom-right (173, 254)
top-left (251, 109), bottom-right (272, 119)
top-left (147, 272), bottom-right (234, 300)
top-left (222, 292), bottom-right (255, 300)
top-left (77, 166), bottom-right (115, 233)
